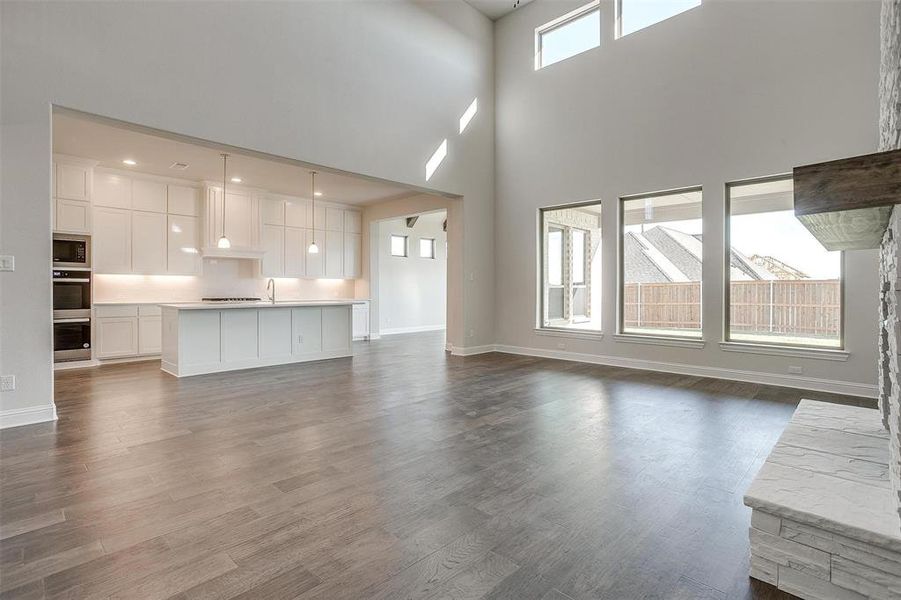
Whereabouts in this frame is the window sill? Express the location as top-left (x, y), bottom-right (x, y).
top-left (534, 327), bottom-right (604, 341)
top-left (613, 334), bottom-right (705, 349)
top-left (719, 342), bottom-right (849, 362)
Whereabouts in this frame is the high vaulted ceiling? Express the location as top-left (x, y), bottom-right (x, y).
top-left (465, 0), bottom-right (534, 21)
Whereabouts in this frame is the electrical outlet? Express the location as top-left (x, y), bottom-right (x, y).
top-left (0, 255), bottom-right (13, 272)
top-left (0, 375), bottom-right (15, 392)
top-left (788, 365), bottom-right (803, 375)
top-left (469, 329), bottom-right (474, 338)
top-left (557, 342), bottom-right (566, 350)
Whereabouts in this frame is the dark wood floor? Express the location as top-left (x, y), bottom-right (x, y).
top-left (0, 332), bottom-right (875, 599)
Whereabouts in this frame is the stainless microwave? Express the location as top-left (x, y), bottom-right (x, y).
top-left (53, 234), bottom-right (91, 268)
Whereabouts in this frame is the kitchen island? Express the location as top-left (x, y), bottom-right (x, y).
top-left (160, 300), bottom-right (354, 377)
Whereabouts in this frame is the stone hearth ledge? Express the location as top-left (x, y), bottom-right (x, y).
top-left (744, 400), bottom-right (901, 599)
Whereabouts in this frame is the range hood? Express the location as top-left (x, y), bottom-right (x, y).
top-left (794, 148), bottom-right (901, 251)
top-left (201, 247), bottom-right (266, 260)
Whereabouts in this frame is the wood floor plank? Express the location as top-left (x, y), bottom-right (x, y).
top-left (0, 331), bottom-right (862, 599)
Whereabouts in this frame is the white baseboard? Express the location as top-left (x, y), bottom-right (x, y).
top-left (492, 344), bottom-right (877, 399)
top-left (450, 344), bottom-right (497, 357)
top-left (380, 325), bottom-right (446, 336)
top-left (0, 404), bottom-right (58, 429)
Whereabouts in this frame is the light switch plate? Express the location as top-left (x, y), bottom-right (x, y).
top-left (0, 375), bottom-right (15, 392)
top-left (0, 255), bottom-right (14, 271)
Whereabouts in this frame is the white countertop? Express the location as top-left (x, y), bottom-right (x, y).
top-left (96, 298), bottom-right (368, 307)
top-left (159, 300), bottom-right (364, 310)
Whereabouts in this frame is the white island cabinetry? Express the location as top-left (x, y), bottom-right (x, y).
top-left (160, 301), bottom-right (353, 377)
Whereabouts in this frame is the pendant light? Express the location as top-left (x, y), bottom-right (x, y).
top-left (217, 153), bottom-right (231, 249)
top-left (308, 170), bottom-right (320, 254)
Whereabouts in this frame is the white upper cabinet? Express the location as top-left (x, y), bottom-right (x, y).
top-left (131, 211), bottom-right (167, 274)
top-left (225, 191), bottom-right (255, 248)
top-left (326, 207), bottom-right (344, 232)
top-left (325, 230), bottom-right (344, 278)
top-left (313, 205), bottom-right (327, 232)
top-left (285, 198), bottom-right (311, 228)
top-left (261, 197), bottom-right (285, 226)
top-left (305, 229), bottom-right (324, 278)
top-left (205, 186), bottom-right (259, 250)
top-left (261, 224), bottom-right (285, 277)
top-left (93, 171), bottom-right (132, 209)
top-left (132, 179), bottom-right (167, 213)
top-left (55, 198), bottom-right (91, 234)
top-left (284, 227), bottom-right (306, 278)
top-left (55, 163), bottom-right (90, 201)
top-left (344, 233), bottom-right (361, 279)
top-left (167, 185), bottom-right (200, 216)
top-left (167, 215), bottom-right (201, 275)
top-left (344, 210), bottom-right (362, 234)
top-left (93, 207), bottom-right (132, 273)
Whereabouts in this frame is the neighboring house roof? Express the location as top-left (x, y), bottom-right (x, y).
top-left (624, 226), bottom-right (792, 283)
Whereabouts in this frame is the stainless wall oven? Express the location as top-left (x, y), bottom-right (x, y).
top-left (53, 269), bottom-right (92, 319)
top-left (53, 318), bottom-right (92, 362)
top-left (53, 234), bottom-right (92, 362)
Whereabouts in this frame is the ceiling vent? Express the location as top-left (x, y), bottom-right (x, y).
top-left (169, 162), bottom-right (190, 171)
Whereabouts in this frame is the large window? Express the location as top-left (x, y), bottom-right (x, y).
top-left (539, 201), bottom-right (602, 331)
top-left (726, 177), bottom-right (842, 349)
top-left (535, 1), bottom-right (600, 70)
top-left (617, 0), bottom-right (701, 37)
top-left (620, 188), bottom-right (702, 338)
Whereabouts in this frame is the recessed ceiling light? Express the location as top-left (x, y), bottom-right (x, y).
top-left (122, 159), bottom-right (137, 166)
top-left (314, 191), bottom-right (323, 197)
top-left (231, 177), bottom-right (242, 183)
top-left (169, 162), bottom-right (189, 170)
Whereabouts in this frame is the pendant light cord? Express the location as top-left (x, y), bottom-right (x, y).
top-left (221, 153), bottom-right (228, 239)
top-left (310, 171), bottom-right (317, 245)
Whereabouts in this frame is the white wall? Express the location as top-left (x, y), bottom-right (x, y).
top-left (494, 0), bottom-right (881, 395)
top-left (1, 0), bottom-right (495, 422)
top-left (378, 212), bottom-right (447, 334)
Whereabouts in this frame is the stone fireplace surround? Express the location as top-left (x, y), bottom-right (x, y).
top-left (743, 1), bottom-right (901, 598)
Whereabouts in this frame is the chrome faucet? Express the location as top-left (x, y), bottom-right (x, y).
top-left (266, 278), bottom-right (276, 304)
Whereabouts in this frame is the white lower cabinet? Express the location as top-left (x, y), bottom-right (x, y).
top-left (292, 307), bottom-right (322, 355)
top-left (352, 301), bottom-right (370, 340)
top-left (221, 310), bottom-right (260, 363)
top-left (96, 317), bottom-right (139, 359)
top-left (95, 304), bottom-right (162, 360)
top-left (259, 308), bottom-right (293, 359)
top-left (138, 316), bottom-right (162, 355)
top-left (322, 306), bottom-right (351, 352)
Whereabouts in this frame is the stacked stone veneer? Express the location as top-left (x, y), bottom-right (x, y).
top-left (746, 401), bottom-right (901, 599)
top-left (750, 510), bottom-right (901, 600)
top-left (878, 0), bottom-right (901, 525)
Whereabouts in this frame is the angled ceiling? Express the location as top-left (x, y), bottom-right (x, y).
top-left (465, 0), bottom-right (534, 21)
top-left (52, 112), bottom-right (418, 206)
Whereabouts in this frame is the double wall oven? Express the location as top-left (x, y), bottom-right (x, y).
top-left (53, 235), bottom-right (92, 362)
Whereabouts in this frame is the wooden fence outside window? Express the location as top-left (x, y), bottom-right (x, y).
top-left (622, 280), bottom-right (841, 339)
